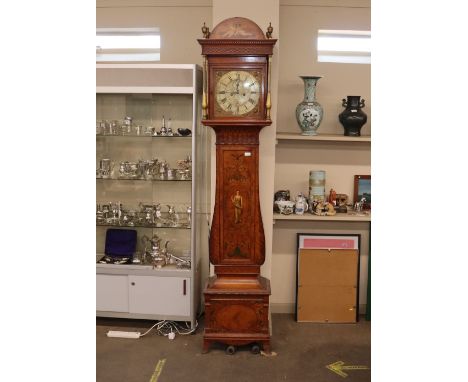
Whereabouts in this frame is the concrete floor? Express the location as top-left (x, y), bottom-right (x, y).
top-left (97, 314), bottom-right (370, 382)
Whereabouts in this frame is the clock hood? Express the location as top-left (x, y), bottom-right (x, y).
top-left (210, 17), bottom-right (266, 40)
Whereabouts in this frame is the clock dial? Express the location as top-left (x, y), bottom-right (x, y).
top-left (215, 71), bottom-right (260, 116)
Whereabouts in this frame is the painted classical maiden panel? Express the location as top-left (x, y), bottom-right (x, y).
top-left (221, 149), bottom-right (256, 262)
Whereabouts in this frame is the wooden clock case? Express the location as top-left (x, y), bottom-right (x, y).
top-left (198, 17), bottom-right (276, 354)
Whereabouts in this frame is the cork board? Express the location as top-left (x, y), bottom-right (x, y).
top-left (296, 249), bottom-right (358, 323)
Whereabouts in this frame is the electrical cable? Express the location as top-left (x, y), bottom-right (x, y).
top-left (139, 320), bottom-right (198, 337)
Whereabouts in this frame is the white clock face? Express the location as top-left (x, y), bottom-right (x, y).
top-left (215, 71), bottom-right (260, 116)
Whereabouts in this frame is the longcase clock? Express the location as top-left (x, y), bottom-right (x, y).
top-left (198, 17), bottom-right (277, 354)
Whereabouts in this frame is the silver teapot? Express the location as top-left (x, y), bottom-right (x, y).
top-left (141, 234), bottom-right (170, 268)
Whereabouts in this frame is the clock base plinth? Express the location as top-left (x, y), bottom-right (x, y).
top-left (202, 275), bottom-right (271, 354)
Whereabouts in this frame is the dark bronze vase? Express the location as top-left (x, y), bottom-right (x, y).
top-left (339, 96), bottom-right (367, 136)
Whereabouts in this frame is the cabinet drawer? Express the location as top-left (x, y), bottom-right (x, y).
top-left (128, 276), bottom-right (190, 316)
top-left (96, 274), bottom-right (129, 312)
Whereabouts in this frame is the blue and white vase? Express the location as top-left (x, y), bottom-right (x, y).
top-left (295, 76), bottom-right (323, 136)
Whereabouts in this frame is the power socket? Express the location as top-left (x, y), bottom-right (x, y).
top-left (107, 330), bottom-right (141, 339)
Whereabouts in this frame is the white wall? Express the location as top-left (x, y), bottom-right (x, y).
top-left (271, 1), bottom-right (371, 313)
top-left (97, 0), bottom-right (212, 65)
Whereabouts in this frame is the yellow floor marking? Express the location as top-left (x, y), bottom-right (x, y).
top-left (149, 359), bottom-right (166, 382)
top-left (326, 360), bottom-right (369, 378)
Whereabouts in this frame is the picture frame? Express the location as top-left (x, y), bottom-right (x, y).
top-left (353, 175), bottom-right (371, 210)
top-left (296, 233), bottom-right (361, 322)
top-left (298, 233), bottom-right (360, 250)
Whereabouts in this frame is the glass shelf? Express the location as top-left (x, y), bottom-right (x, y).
top-left (97, 222), bottom-right (191, 229)
top-left (96, 133), bottom-right (192, 138)
top-left (96, 176), bottom-right (191, 182)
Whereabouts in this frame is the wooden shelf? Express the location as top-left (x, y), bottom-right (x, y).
top-left (273, 212), bottom-right (371, 222)
top-left (276, 132), bottom-right (371, 143)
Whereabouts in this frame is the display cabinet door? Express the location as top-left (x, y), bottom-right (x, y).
top-left (96, 274), bottom-right (129, 312)
top-left (128, 276), bottom-right (191, 316)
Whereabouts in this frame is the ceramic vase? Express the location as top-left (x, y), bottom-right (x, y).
top-left (295, 76), bottom-right (323, 136)
top-left (309, 170), bottom-right (325, 203)
top-left (339, 95), bottom-right (368, 136)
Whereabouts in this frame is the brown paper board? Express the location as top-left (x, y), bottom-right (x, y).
top-left (297, 249), bottom-right (358, 323)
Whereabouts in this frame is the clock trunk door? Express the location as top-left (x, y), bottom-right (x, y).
top-left (209, 138), bottom-right (265, 267)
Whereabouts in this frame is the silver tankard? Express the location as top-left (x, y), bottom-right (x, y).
top-left (167, 168), bottom-right (175, 180)
top-left (135, 125), bottom-right (144, 136)
top-left (97, 158), bottom-right (114, 178)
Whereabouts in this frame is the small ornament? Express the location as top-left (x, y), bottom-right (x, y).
top-left (201, 22), bottom-right (210, 38)
top-left (167, 205), bottom-right (179, 225)
top-left (354, 197), bottom-right (367, 212)
top-left (123, 116), bottom-right (133, 134)
top-left (328, 188), bottom-right (337, 205)
top-left (266, 22), bottom-right (273, 39)
top-left (186, 206), bottom-right (192, 227)
top-left (294, 193), bottom-right (308, 215)
top-left (160, 116), bottom-right (167, 135)
top-left (335, 193), bottom-right (349, 213)
top-left (313, 201), bottom-right (336, 216)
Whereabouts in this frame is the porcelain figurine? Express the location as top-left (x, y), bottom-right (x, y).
top-left (354, 197), bottom-right (367, 212)
top-left (313, 201), bottom-right (336, 216)
top-left (336, 193), bottom-right (349, 213)
top-left (294, 193), bottom-right (309, 215)
top-left (274, 190), bottom-right (290, 212)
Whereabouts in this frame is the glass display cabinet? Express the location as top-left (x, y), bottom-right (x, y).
top-left (96, 64), bottom-right (208, 329)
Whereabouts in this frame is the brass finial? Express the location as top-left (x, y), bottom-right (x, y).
top-left (266, 22), bottom-right (273, 39)
top-left (201, 22), bottom-right (210, 38)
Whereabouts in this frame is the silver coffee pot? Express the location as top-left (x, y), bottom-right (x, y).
top-left (123, 116), bottom-right (133, 135)
top-left (186, 206), bottom-right (192, 227)
top-left (141, 234), bottom-right (169, 268)
top-left (167, 205), bottom-right (179, 225)
top-left (159, 116), bottom-right (167, 136)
